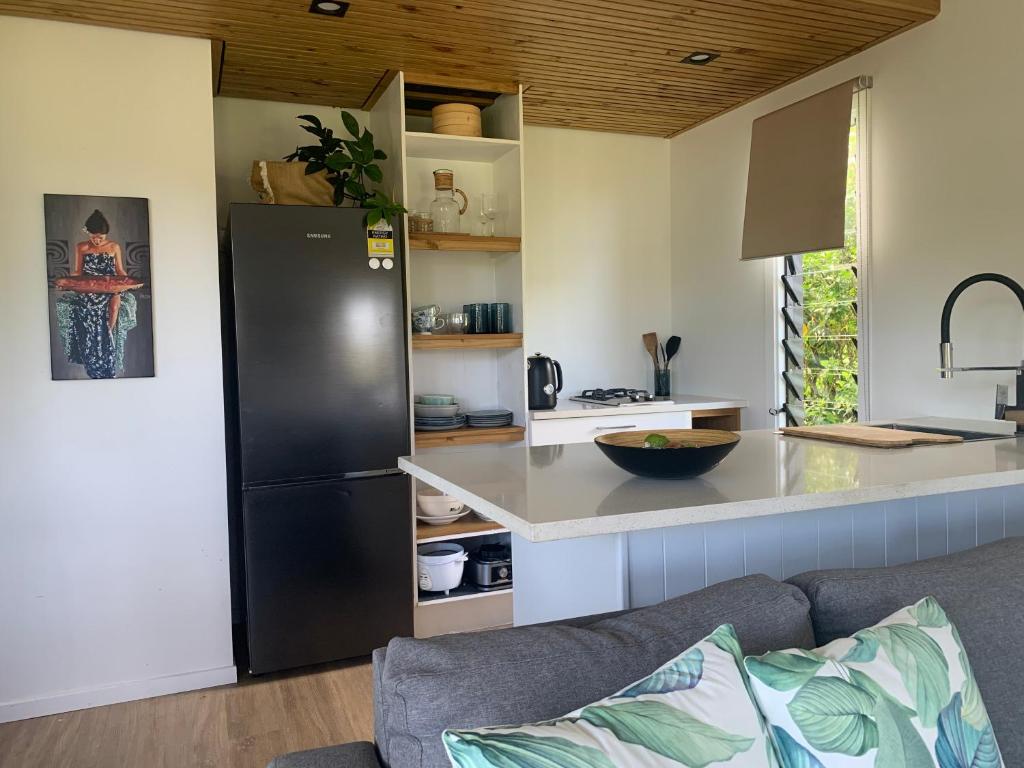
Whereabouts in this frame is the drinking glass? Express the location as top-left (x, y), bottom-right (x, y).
top-left (435, 313), bottom-right (454, 334)
top-left (480, 192), bottom-right (500, 236)
top-left (447, 312), bottom-right (469, 334)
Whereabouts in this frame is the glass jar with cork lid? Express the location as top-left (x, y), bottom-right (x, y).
top-left (429, 169), bottom-right (468, 233)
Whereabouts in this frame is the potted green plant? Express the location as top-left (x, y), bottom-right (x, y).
top-left (251, 110), bottom-right (406, 226)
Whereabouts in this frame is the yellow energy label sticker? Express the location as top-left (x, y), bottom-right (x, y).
top-left (366, 221), bottom-right (395, 262)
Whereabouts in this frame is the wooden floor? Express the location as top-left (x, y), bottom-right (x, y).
top-left (0, 660), bottom-right (375, 768)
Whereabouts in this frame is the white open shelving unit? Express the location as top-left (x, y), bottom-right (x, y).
top-left (404, 132), bottom-right (520, 162)
top-left (368, 72), bottom-right (526, 637)
top-left (417, 584), bottom-right (513, 607)
top-left (416, 525), bottom-right (510, 546)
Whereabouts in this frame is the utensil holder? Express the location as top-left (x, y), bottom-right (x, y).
top-left (654, 369), bottom-right (671, 398)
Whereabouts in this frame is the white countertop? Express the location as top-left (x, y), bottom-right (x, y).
top-left (400, 419), bottom-right (1024, 542)
top-left (530, 393), bottom-right (748, 420)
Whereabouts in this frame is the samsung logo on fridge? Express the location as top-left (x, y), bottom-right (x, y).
top-left (306, 233), bottom-right (331, 239)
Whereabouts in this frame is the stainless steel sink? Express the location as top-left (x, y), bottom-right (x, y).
top-left (874, 423), bottom-right (1017, 442)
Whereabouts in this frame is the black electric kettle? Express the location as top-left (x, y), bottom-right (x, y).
top-left (527, 353), bottom-right (563, 410)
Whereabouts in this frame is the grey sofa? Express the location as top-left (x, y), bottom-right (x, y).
top-left (269, 537), bottom-right (1024, 768)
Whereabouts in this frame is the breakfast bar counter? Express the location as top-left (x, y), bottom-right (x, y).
top-left (400, 419), bottom-right (1024, 624)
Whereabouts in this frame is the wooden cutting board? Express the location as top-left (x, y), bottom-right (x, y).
top-left (781, 424), bottom-right (963, 448)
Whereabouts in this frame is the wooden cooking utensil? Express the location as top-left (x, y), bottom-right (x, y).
top-left (642, 332), bottom-right (661, 370)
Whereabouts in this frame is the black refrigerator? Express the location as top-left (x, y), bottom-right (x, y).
top-left (222, 203), bottom-right (413, 674)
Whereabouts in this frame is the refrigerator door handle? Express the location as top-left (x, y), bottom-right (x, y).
top-left (243, 468), bottom-right (404, 491)
top-left (342, 468), bottom-right (405, 479)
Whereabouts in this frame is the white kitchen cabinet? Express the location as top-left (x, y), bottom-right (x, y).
top-left (529, 410), bottom-right (693, 446)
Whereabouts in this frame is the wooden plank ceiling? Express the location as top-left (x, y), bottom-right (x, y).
top-left (0, 0), bottom-right (938, 136)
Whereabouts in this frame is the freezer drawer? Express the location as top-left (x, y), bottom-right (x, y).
top-left (242, 474), bottom-right (413, 674)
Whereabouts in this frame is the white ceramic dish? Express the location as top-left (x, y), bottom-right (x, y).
top-left (416, 510), bottom-right (470, 526)
top-left (417, 491), bottom-right (465, 517)
top-left (414, 404), bottom-right (461, 418)
top-left (416, 394), bottom-right (457, 405)
top-left (467, 418), bottom-right (513, 427)
top-left (414, 415), bottom-right (467, 425)
top-left (415, 422), bottom-right (468, 432)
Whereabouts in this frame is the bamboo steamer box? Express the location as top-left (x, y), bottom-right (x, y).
top-left (431, 103), bottom-right (482, 137)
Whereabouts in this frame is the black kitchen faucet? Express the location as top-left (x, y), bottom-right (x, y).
top-left (939, 272), bottom-right (1024, 414)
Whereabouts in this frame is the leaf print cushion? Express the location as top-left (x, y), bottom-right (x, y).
top-left (744, 596), bottom-right (1004, 768)
top-left (443, 624), bottom-right (779, 767)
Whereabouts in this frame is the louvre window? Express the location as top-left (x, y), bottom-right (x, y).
top-left (778, 99), bottom-right (866, 427)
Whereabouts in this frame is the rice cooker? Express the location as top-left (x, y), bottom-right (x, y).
top-left (417, 542), bottom-right (468, 595)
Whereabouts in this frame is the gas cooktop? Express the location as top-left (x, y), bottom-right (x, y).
top-left (570, 388), bottom-right (673, 406)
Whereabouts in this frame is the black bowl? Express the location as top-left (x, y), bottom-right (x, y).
top-left (594, 429), bottom-right (740, 478)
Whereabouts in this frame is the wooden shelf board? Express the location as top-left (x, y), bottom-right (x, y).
top-left (416, 517), bottom-right (508, 542)
top-left (408, 233), bottom-right (522, 253)
top-left (405, 131), bottom-right (519, 162)
top-left (412, 333), bottom-right (522, 350)
top-left (415, 424), bottom-right (525, 448)
top-left (691, 407), bottom-right (742, 432)
top-left (418, 583), bottom-right (513, 606)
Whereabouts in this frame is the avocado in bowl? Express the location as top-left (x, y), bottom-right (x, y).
top-left (594, 429), bottom-right (740, 478)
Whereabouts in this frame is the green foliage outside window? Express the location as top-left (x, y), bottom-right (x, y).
top-left (799, 121), bottom-right (860, 425)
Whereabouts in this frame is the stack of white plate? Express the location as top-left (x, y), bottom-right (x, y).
top-left (415, 414), bottom-right (467, 431)
top-left (465, 409), bottom-right (514, 428)
top-left (414, 403), bottom-right (459, 418)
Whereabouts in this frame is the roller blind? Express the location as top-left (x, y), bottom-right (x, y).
top-left (741, 78), bottom-right (865, 261)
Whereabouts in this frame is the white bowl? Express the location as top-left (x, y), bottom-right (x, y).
top-left (416, 394), bottom-right (458, 405)
top-left (417, 491), bottom-right (465, 517)
top-left (414, 403), bottom-right (461, 418)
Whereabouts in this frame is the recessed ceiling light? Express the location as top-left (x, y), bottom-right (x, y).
top-left (309, 0), bottom-right (350, 16)
top-left (681, 51), bottom-right (720, 66)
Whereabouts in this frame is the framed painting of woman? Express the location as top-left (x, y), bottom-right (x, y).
top-left (44, 194), bottom-right (154, 380)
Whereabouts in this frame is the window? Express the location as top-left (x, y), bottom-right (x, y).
top-left (776, 93), bottom-right (869, 427)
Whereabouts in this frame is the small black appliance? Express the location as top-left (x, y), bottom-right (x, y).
top-left (527, 353), bottom-right (562, 410)
top-left (468, 544), bottom-right (512, 590)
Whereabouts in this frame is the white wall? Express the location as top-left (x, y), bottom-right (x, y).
top-left (0, 17), bottom-right (234, 721)
top-left (671, 0), bottom-right (1024, 428)
top-left (214, 102), bottom-right (675, 396)
top-left (523, 126), bottom-right (673, 395)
